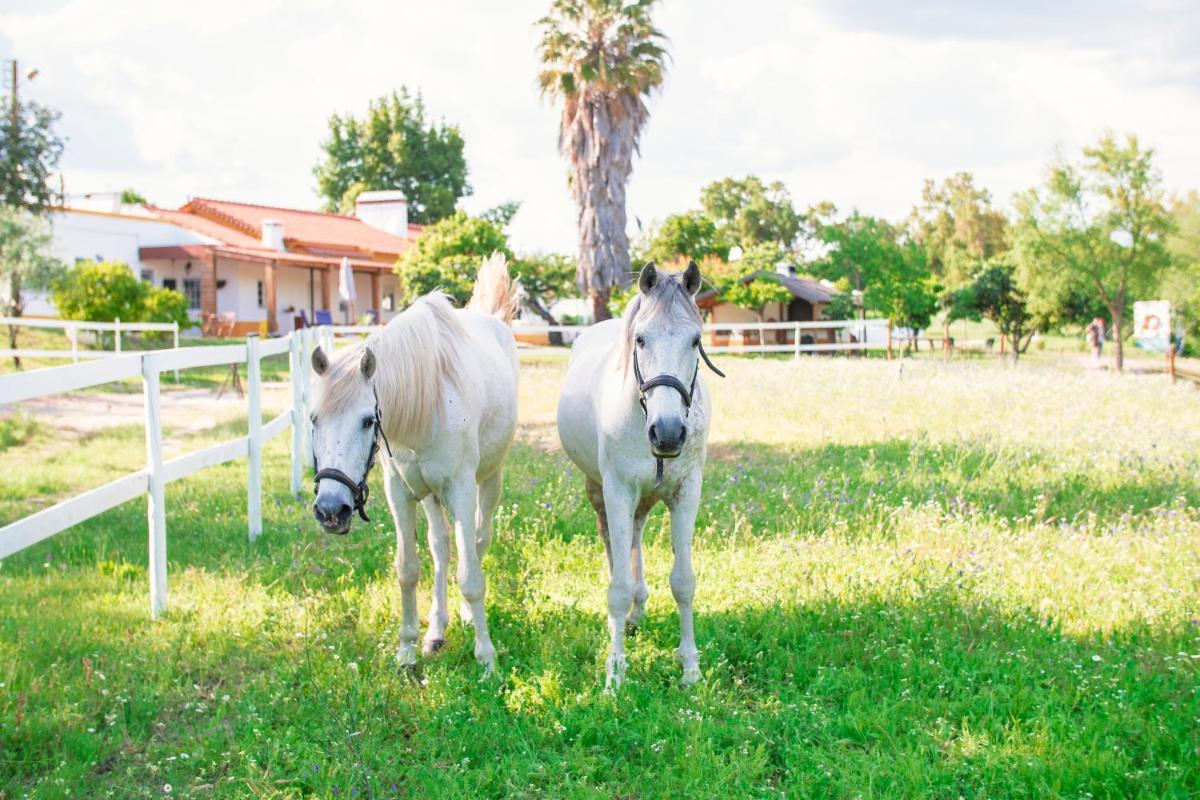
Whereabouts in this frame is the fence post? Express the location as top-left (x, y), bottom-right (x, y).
top-left (793, 323), bottom-right (801, 360)
top-left (141, 354), bottom-right (167, 619)
top-left (246, 334), bottom-right (263, 541)
top-left (114, 318), bottom-right (122, 353)
top-left (173, 322), bottom-right (180, 383)
top-left (290, 332), bottom-right (303, 497)
top-left (886, 320), bottom-right (894, 361)
top-left (300, 328), bottom-right (313, 472)
top-left (69, 323), bottom-right (78, 363)
top-left (1168, 345), bottom-right (1177, 384)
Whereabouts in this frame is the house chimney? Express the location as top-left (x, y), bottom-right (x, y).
top-left (262, 219), bottom-right (285, 251)
top-left (775, 261), bottom-right (796, 276)
top-left (355, 190), bottom-right (408, 239)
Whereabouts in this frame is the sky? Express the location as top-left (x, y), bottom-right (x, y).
top-left (2, 0), bottom-right (1199, 253)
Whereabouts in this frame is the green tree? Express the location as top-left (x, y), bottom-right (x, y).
top-left (1013, 133), bottom-right (1173, 371)
top-left (945, 259), bottom-right (1035, 364)
top-left (393, 211), bottom-right (512, 307)
top-left (701, 175), bottom-right (802, 250)
top-left (910, 172), bottom-right (1009, 289)
top-left (0, 205), bottom-right (65, 365)
top-left (538, 0), bottom-right (669, 323)
top-left (1163, 192), bottom-right (1200, 351)
top-left (720, 276), bottom-right (792, 323)
top-left (480, 201), bottom-right (521, 229)
top-left (813, 211), bottom-right (940, 338)
top-left (641, 210), bottom-right (730, 265)
top-left (513, 252), bottom-right (577, 325)
top-left (313, 89), bottom-right (470, 224)
top-left (0, 86), bottom-right (64, 213)
top-left (52, 261), bottom-right (190, 348)
top-left (119, 188), bottom-right (147, 205)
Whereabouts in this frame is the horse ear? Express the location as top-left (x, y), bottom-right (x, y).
top-left (682, 260), bottom-right (702, 296)
top-left (638, 261), bottom-right (658, 294)
top-left (311, 346), bottom-right (329, 376)
top-left (361, 347), bottom-right (377, 380)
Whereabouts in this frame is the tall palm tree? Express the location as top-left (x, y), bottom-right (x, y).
top-left (537, 0), bottom-right (668, 322)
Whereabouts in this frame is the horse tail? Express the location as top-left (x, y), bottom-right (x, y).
top-left (467, 251), bottom-right (519, 325)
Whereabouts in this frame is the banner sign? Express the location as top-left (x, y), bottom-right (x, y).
top-left (1134, 300), bottom-right (1171, 352)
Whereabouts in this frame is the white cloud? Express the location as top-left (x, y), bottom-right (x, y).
top-left (1, 0), bottom-right (1197, 254)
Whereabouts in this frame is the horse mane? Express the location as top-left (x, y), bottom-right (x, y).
top-left (318, 291), bottom-right (473, 443)
top-left (617, 273), bottom-right (703, 374)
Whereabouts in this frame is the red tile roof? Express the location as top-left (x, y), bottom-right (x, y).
top-left (144, 197), bottom-right (422, 267)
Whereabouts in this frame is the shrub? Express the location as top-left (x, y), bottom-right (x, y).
top-left (52, 261), bottom-right (193, 344)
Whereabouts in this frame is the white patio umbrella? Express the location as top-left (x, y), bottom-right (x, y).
top-left (337, 257), bottom-right (356, 324)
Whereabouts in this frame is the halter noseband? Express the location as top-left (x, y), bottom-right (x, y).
top-left (632, 341), bottom-right (725, 486)
top-left (313, 386), bottom-right (393, 527)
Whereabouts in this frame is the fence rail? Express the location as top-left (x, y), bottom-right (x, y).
top-left (1, 315), bottom-right (182, 380)
top-left (328, 318), bottom-right (897, 358)
top-left (0, 326), bottom-right (325, 617)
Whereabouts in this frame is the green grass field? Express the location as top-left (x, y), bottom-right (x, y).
top-left (1, 356), bottom-right (1198, 798)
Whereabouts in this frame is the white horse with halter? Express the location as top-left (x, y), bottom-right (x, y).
top-left (557, 261), bottom-right (723, 689)
top-left (308, 254), bottom-right (519, 676)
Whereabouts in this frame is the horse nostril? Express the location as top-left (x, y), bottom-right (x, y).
top-left (648, 424), bottom-right (659, 447)
top-left (679, 426), bottom-right (687, 446)
top-left (338, 504), bottom-right (352, 521)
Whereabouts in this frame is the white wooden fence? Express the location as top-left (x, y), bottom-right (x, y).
top-left (0, 315), bottom-right (181, 361)
top-left (329, 318), bottom-right (895, 358)
top-left (0, 327), bottom-right (326, 618)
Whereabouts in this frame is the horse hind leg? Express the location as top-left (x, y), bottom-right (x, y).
top-left (421, 496), bottom-right (451, 656)
top-left (475, 469), bottom-right (503, 559)
top-left (586, 479), bottom-right (611, 572)
top-left (626, 511), bottom-right (649, 635)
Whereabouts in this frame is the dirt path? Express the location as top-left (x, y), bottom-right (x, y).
top-left (9, 382), bottom-right (292, 438)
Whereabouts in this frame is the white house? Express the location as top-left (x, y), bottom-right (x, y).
top-left (32, 191), bottom-right (419, 335)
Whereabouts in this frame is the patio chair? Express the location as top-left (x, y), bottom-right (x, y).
top-left (218, 311), bottom-right (237, 338)
top-left (314, 309), bottom-right (334, 326)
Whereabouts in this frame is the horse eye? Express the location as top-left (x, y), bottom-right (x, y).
top-left (635, 335), bottom-right (646, 348)
top-left (692, 336), bottom-right (701, 347)
top-left (361, 416), bottom-right (374, 430)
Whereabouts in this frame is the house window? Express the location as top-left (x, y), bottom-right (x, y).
top-left (182, 278), bottom-right (202, 310)
top-left (256, 281), bottom-right (264, 308)
top-left (382, 293), bottom-right (395, 311)
top-left (140, 269), bottom-right (154, 283)
top-left (163, 278), bottom-right (177, 291)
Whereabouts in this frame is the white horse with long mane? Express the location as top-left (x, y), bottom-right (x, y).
top-left (309, 253), bottom-right (519, 675)
top-left (557, 261), bottom-right (723, 689)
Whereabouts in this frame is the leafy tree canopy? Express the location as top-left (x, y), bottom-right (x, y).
top-left (0, 92), bottom-right (64, 213)
top-left (393, 211), bottom-right (510, 307)
top-left (812, 210), bottom-right (940, 331)
top-left (910, 171), bottom-right (1009, 289)
top-left (513, 252), bottom-right (578, 324)
top-left (314, 89), bottom-right (470, 224)
top-left (120, 188), bottom-right (147, 205)
top-left (1013, 132), bottom-right (1172, 370)
top-left (945, 258), bottom-right (1036, 362)
top-left (640, 209), bottom-right (730, 266)
top-left (700, 176), bottom-right (802, 250)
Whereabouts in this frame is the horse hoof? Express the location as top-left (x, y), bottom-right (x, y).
top-left (681, 666), bottom-right (702, 687)
top-left (400, 663), bottom-right (423, 683)
top-left (422, 638), bottom-right (446, 656)
top-left (624, 621), bottom-right (640, 637)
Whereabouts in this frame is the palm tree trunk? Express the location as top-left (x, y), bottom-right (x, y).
top-left (590, 287), bottom-right (611, 324)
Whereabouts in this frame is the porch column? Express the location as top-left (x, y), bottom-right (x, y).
top-left (320, 265), bottom-right (333, 312)
top-left (265, 260), bottom-right (278, 334)
top-left (370, 271), bottom-right (381, 315)
top-left (201, 251), bottom-right (218, 318)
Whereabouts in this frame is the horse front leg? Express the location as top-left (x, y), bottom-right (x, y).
top-left (420, 496), bottom-right (450, 656)
top-left (444, 472), bottom-right (496, 676)
top-left (383, 468), bottom-right (420, 668)
top-left (668, 475), bottom-right (703, 686)
top-left (601, 479), bottom-right (636, 691)
top-left (626, 510), bottom-right (649, 634)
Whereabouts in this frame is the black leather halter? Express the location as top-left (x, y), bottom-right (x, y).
top-left (313, 386), bottom-right (393, 527)
top-left (632, 342), bottom-right (725, 485)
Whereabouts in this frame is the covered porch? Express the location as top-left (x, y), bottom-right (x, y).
top-left (139, 245), bottom-right (400, 336)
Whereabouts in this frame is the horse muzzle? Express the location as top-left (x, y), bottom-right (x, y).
top-left (648, 417), bottom-right (687, 459)
top-left (312, 494), bottom-right (353, 535)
